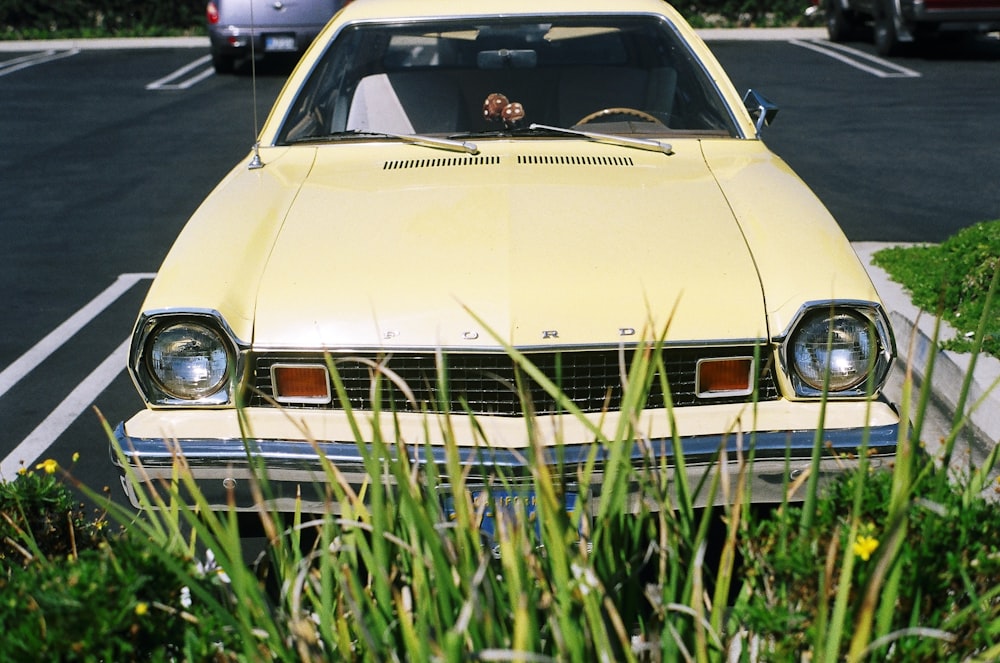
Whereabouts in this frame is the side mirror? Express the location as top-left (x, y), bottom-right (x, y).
top-left (743, 89), bottom-right (779, 135)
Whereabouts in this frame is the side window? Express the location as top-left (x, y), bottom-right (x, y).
top-left (278, 28), bottom-right (372, 143)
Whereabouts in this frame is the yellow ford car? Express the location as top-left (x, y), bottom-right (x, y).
top-left (116, 0), bottom-right (898, 513)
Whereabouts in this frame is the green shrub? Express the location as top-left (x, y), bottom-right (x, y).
top-left (874, 219), bottom-right (1000, 358)
top-left (0, 466), bottom-right (245, 661)
top-left (738, 463), bottom-right (1000, 659)
top-left (0, 535), bottom-right (232, 661)
top-left (0, 460), bottom-right (108, 567)
top-left (677, 0), bottom-right (821, 27)
top-left (0, 0), bottom-right (205, 39)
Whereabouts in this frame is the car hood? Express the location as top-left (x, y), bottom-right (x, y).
top-left (250, 141), bottom-right (767, 349)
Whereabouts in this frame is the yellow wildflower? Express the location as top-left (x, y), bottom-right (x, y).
top-left (72, 452), bottom-right (80, 463)
top-left (135, 602), bottom-right (149, 617)
top-left (35, 459), bottom-right (58, 474)
top-left (853, 535), bottom-right (879, 562)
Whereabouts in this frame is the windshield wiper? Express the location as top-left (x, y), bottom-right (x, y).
top-left (528, 123), bottom-right (673, 156)
top-left (289, 130), bottom-right (478, 154)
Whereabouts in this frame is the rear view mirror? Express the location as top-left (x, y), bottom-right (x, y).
top-left (477, 49), bottom-right (538, 69)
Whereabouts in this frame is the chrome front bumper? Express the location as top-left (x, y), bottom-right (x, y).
top-left (112, 421), bottom-right (899, 513)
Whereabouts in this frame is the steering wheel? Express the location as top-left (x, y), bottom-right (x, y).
top-left (575, 107), bottom-right (665, 126)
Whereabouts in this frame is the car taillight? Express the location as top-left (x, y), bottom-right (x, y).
top-left (206, 2), bottom-right (220, 24)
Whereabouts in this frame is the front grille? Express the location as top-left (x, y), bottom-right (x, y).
top-left (247, 346), bottom-right (778, 415)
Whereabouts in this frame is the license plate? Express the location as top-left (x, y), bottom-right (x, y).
top-left (444, 486), bottom-right (579, 542)
top-left (264, 34), bottom-right (296, 52)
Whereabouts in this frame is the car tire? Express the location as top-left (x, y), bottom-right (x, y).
top-left (825, 0), bottom-right (859, 42)
top-left (873, 1), bottom-right (902, 55)
top-left (211, 52), bottom-right (236, 75)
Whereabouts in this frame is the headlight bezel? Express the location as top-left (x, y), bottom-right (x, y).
top-left (777, 301), bottom-right (895, 399)
top-left (129, 310), bottom-right (247, 407)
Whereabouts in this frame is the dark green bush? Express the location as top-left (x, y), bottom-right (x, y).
top-left (676, 0), bottom-right (820, 27)
top-left (0, 0), bottom-right (204, 39)
top-left (0, 462), bottom-right (109, 567)
top-left (0, 467), bottom-right (242, 661)
top-left (1, 536), bottom-right (220, 661)
top-left (874, 219), bottom-right (1000, 358)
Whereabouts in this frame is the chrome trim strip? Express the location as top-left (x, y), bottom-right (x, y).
top-left (114, 422), bottom-right (897, 471)
top-left (113, 421), bottom-right (898, 511)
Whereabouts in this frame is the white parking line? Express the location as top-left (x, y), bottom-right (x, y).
top-left (146, 54), bottom-right (214, 90)
top-left (789, 39), bottom-right (922, 78)
top-left (0, 338), bottom-right (130, 480)
top-left (0, 48), bottom-right (80, 77)
top-left (0, 272), bottom-right (156, 479)
top-left (0, 272), bottom-right (155, 400)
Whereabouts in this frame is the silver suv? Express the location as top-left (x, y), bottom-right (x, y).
top-left (207, 0), bottom-right (351, 73)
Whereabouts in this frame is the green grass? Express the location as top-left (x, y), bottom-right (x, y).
top-left (874, 219), bottom-right (1000, 358)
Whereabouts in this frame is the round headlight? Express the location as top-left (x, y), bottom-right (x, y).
top-left (791, 310), bottom-right (875, 392)
top-left (147, 322), bottom-right (230, 400)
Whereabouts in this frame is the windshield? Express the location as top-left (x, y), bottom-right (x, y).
top-left (276, 15), bottom-right (739, 145)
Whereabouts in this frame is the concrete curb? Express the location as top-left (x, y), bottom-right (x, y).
top-left (0, 36), bottom-right (209, 51)
top-left (853, 242), bottom-right (1000, 452)
top-left (697, 27), bottom-right (827, 41)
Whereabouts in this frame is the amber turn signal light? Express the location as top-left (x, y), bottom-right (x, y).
top-left (696, 358), bottom-right (753, 397)
top-left (271, 364), bottom-right (331, 404)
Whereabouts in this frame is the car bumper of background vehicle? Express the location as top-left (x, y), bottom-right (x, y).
top-left (892, 0), bottom-right (1000, 26)
top-left (112, 420), bottom-right (899, 513)
top-left (208, 27), bottom-right (322, 56)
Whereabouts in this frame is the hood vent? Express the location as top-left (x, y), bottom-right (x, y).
top-left (383, 155), bottom-right (500, 170)
top-left (382, 154), bottom-right (635, 171)
top-left (517, 155), bottom-right (634, 167)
